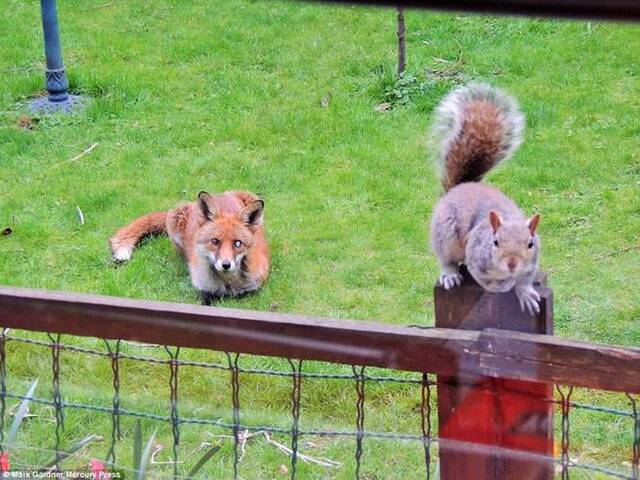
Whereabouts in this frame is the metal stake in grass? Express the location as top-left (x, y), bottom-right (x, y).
top-left (28, 0), bottom-right (86, 114)
top-left (397, 7), bottom-right (406, 76)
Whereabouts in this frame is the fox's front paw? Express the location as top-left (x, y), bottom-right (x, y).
top-left (200, 291), bottom-right (221, 306)
top-left (515, 285), bottom-right (540, 315)
top-left (200, 291), bottom-right (213, 306)
top-left (439, 272), bottom-right (463, 290)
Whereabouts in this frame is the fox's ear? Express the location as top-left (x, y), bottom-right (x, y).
top-left (489, 211), bottom-right (502, 234)
top-left (239, 199), bottom-right (264, 226)
top-left (527, 214), bottom-right (541, 235)
top-left (198, 191), bottom-right (218, 220)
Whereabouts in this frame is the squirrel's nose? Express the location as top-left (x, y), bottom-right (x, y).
top-left (222, 261), bottom-right (231, 270)
top-left (507, 259), bottom-right (517, 271)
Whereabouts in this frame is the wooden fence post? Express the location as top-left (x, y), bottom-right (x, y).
top-left (435, 266), bottom-right (554, 480)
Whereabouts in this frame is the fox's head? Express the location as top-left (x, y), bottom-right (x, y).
top-left (195, 191), bottom-right (264, 275)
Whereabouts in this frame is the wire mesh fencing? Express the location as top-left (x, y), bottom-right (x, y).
top-left (0, 329), bottom-right (638, 479)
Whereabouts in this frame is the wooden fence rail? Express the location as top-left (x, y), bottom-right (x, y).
top-left (333, 0), bottom-right (640, 21)
top-left (1, 286), bottom-right (638, 394)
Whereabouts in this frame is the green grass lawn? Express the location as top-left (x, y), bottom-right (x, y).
top-left (1, 0), bottom-right (639, 478)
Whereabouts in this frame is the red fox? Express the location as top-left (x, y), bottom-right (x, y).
top-left (109, 191), bottom-right (270, 304)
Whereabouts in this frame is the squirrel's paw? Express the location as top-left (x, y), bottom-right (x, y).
top-left (439, 272), bottom-right (463, 290)
top-left (515, 285), bottom-right (540, 315)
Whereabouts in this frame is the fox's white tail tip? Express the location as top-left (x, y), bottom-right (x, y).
top-left (113, 246), bottom-right (133, 262)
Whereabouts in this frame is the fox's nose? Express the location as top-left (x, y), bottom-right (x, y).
top-left (221, 261), bottom-right (231, 270)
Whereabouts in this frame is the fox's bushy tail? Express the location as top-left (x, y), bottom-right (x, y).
top-left (431, 83), bottom-right (525, 192)
top-left (109, 211), bottom-right (167, 262)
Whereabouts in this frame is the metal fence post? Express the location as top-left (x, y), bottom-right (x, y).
top-left (40, 0), bottom-right (69, 103)
top-left (435, 266), bottom-right (554, 480)
top-left (29, 0), bottom-right (84, 113)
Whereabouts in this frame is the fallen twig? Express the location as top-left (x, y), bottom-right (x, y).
top-left (150, 446), bottom-right (166, 464)
top-left (208, 430), bottom-right (257, 463)
top-left (206, 430), bottom-right (340, 468)
top-left (239, 429), bottom-right (250, 462)
top-left (70, 143), bottom-right (98, 163)
top-left (31, 143), bottom-right (99, 182)
top-left (263, 433), bottom-right (341, 468)
top-left (150, 444), bottom-right (184, 465)
top-left (596, 244), bottom-right (640, 259)
top-left (76, 206), bottom-right (85, 225)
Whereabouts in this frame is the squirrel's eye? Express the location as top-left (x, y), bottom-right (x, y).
top-left (528, 240), bottom-right (534, 249)
top-left (493, 239), bottom-right (499, 247)
top-left (234, 240), bottom-right (243, 248)
top-left (211, 238), bottom-right (220, 246)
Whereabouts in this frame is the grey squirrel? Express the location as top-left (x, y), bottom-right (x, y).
top-left (429, 83), bottom-right (542, 314)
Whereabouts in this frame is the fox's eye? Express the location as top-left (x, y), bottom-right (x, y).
top-left (493, 239), bottom-right (499, 247)
top-left (211, 238), bottom-right (220, 246)
top-left (234, 240), bottom-right (243, 248)
top-left (528, 240), bottom-right (534, 249)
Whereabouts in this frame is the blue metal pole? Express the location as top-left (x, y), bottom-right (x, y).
top-left (40, 0), bottom-right (69, 102)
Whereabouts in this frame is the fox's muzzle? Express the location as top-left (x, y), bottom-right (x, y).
top-left (213, 258), bottom-right (237, 273)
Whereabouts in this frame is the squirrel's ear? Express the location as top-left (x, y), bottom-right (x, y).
top-left (527, 214), bottom-right (541, 235)
top-left (197, 191), bottom-right (218, 220)
top-left (489, 211), bottom-right (502, 233)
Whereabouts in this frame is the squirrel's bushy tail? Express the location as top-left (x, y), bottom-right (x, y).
top-left (431, 83), bottom-right (524, 192)
top-left (109, 211), bottom-right (167, 262)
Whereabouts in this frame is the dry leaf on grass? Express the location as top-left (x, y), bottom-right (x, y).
top-left (374, 102), bottom-right (391, 112)
top-left (320, 93), bottom-right (332, 108)
top-left (17, 115), bottom-right (38, 130)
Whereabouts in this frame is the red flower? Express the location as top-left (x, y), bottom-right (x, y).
top-left (90, 459), bottom-right (106, 478)
top-left (0, 451), bottom-right (9, 472)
